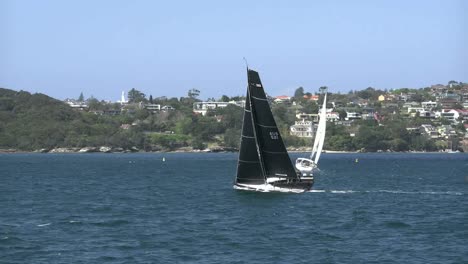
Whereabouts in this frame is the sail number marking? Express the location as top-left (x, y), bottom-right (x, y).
top-left (270, 131), bottom-right (279, 140)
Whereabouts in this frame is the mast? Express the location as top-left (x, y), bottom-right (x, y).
top-left (247, 74), bottom-right (267, 181)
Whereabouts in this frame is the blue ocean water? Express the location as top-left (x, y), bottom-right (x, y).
top-left (0, 153), bottom-right (467, 263)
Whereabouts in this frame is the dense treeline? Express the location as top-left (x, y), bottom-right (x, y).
top-left (0, 88), bottom-right (245, 151)
top-left (0, 88), bottom-right (142, 150)
top-left (0, 85), bottom-right (465, 152)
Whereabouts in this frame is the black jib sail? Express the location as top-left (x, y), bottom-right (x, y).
top-left (235, 69), bottom-right (297, 184)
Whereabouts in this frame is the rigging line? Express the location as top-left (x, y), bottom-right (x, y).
top-left (250, 96), bottom-right (268, 101)
top-left (244, 109), bottom-right (251, 112)
top-left (256, 123), bottom-right (277, 128)
top-left (247, 84), bottom-right (267, 181)
top-left (241, 135), bottom-right (255, 138)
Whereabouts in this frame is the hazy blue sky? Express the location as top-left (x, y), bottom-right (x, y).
top-left (1, 0), bottom-right (467, 101)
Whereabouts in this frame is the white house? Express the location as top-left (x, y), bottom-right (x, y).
top-left (274, 95), bottom-right (292, 104)
top-left (290, 120), bottom-right (314, 138)
top-left (421, 101), bottom-right (438, 110)
top-left (65, 99), bottom-right (88, 111)
top-left (407, 107), bottom-right (424, 114)
top-left (161, 105), bottom-right (175, 111)
top-left (435, 109), bottom-right (468, 124)
top-left (345, 112), bottom-right (361, 120)
top-left (193, 101), bottom-right (245, 115)
top-left (420, 124), bottom-right (439, 139)
top-left (295, 113), bottom-right (319, 122)
top-left (326, 112), bottom-right (340, 122)
top-left (144, 104), bottom-right (161, 112)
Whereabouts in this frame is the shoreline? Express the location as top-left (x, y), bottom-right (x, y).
top-left (0, 148), bottom-right (463, 154)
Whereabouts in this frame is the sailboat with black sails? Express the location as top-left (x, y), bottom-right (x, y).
top-left (234, 68), bottom-right (314, 193)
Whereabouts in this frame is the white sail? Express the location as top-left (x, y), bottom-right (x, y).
top-left (312, 93), bottom-right (327, 165)
top-left (309, 116), bottom-right (320, 160)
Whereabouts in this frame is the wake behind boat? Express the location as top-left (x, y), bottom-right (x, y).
top-left (233, 68), bottom-right (313, 193)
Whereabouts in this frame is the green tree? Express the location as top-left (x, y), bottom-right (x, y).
top-left (294, 87), bottom-right (304, 99)
top-left (188, 88), bottom-right (200, 99)
top-left (220, 95), bottom-right (230, 102)
top-left (78, 92), bottom-right (84, 102)
top-left (223, 128), bottom-right (240, 148)
top-left (128, 88), bottom-right (146, 103)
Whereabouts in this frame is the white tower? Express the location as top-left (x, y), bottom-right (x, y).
top-left (120, 91), bottom-right (127, 104)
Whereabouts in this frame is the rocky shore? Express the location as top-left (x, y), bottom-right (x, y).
top-left (0, 146), bottom-right (240, 154)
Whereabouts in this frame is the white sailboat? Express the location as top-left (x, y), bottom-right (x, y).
top-left (295, 88), bottom-right (327, 175)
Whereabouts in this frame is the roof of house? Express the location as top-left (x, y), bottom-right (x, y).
top-left (275, 95), bottom-right (291, 100)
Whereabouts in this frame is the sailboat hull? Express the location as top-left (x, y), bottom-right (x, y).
top-left (234, 178), bottom-right (314, 193)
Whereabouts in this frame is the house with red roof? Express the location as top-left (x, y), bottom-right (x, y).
top-left (274, 95), bottom-right (292, 104)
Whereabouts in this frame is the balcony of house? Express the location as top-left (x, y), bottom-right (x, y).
top-left (290, 120), bottom-right (314, 138)
top-left (422, 101), bottom-right (438, 110)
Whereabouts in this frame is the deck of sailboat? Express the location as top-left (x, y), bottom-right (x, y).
top-left (234, 178), bottom-right (314, 193)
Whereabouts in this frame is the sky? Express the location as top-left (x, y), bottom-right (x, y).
top-left (1, 0), bottom-right (467, 101)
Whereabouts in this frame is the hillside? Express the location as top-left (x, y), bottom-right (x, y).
top-left (1, 83), bottom-right (467, 153)
top-left (0, 88), bottom-right (129, 151)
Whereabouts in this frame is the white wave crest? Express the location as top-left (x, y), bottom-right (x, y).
top-left (330, 190), bottom-right (356, 193)
top-left (308, 189), bottom-right (326, 193)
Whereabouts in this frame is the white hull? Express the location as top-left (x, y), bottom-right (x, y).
top-left (295, 158), bottom-right (318, 175)
top-left (233, 182), bottom-right (311, 193)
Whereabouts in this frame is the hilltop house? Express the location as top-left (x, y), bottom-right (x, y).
top-left (303, 94), bottom-right (319, 101)
top-left (193, 101), bottom-right (244, 115)
top-left (64, 99), bottom-right (88, 111)
top-left (274, 95), bottom-right (292, 104)
top-left (144, 103), bottom-right (161, 113)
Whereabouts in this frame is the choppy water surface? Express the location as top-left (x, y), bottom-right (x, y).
top-left (1, 153), bottom-right (467, 263)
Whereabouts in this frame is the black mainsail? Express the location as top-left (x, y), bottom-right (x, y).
top-left (235, 69), bottom-right (298, 185)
